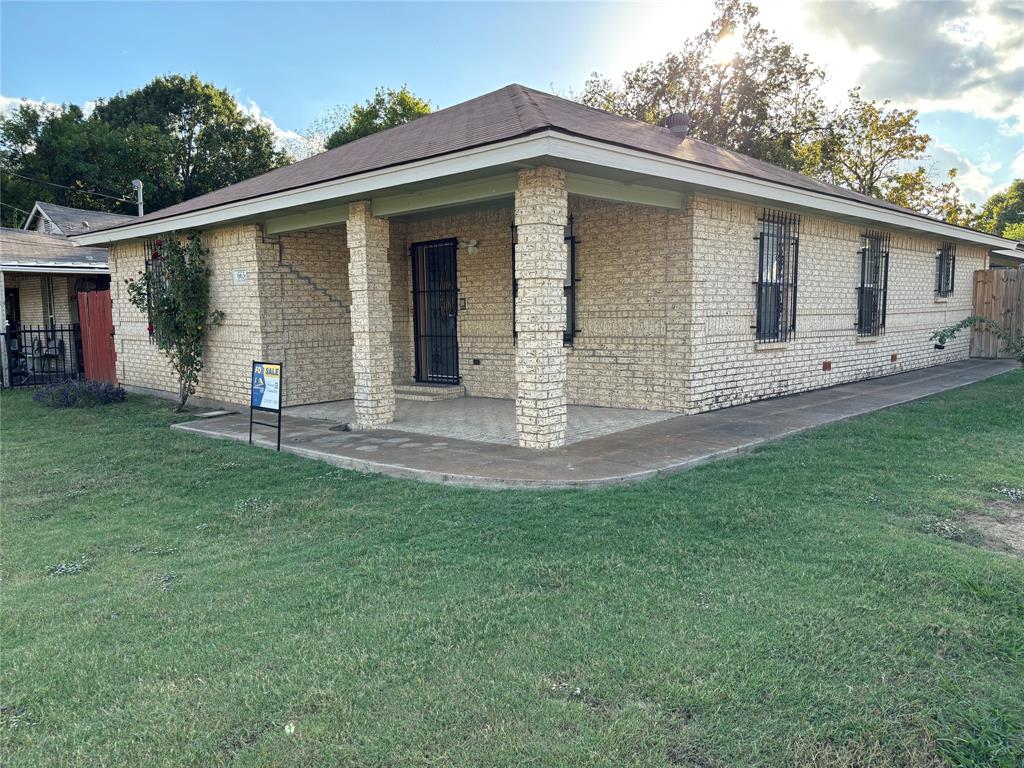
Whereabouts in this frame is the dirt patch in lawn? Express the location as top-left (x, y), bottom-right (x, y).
top-left (966, 502), bottom-right (1024, 556)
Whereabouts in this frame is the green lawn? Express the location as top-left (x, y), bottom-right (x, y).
top-left (2, 373), bottom-right (1023, 768)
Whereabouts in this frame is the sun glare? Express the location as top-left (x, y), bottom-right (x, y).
top-left (712, 33), bottom-right (741, 65)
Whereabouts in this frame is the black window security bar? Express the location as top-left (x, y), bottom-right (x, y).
top-left (143, 239), bottom-right (168, 345)
top-left (935, 241), bottom-right (956, 297)
top-left (2, 324), bottom-right (84, 388)
top-left (511, 224), bottom-right (518, 339)
top-left (753, 209), bottom-right (800, 342)
top-left (564, 214), bottom-right (578, 345)
top-left (511, 215), bottom-right (580, 345)
top-left (857, 231), bottom-right (890, 337)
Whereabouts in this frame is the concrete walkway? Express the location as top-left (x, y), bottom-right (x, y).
top-left (173, 359), bottom-right (1017, 489)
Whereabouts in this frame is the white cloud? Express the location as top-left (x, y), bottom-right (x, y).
top-left (805, 0), bottom-right (1024, 132)
top-left (1012, 147), bottom-right (1024, 178)
top-left (237, 97), bottom-right (317, 160)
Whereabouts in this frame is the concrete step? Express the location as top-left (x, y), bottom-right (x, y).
top-left (394, 383), bottom-right (465, 402)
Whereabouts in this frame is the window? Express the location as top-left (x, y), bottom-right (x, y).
top-left (510, 214), bottom-right (579, 345)
top-left (754, 209), bottom-right (800, 342)
top-left (41, 276), bottom-right (56, 328)
top-left (935, 241), bottom-right (956, 297)
top-left (564, 214), bottom-right (578, 345)
top-left (857, 231), bottom-right (890, 336)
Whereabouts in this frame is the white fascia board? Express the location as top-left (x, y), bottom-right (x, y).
top-left (69, 133), bottom-right (555, 246)
top-left (71, 128), bottom-right (1017, 250)
top-left (264, 203), bottom-right (350, 236)
top-left (2, 265), bottom-right (109, 275)
top-left (372, 174), bottom-right (517, 217)
top-left (565, 173), bottom-right (685, 209)
top-left (546, 134), bottom-right (1014, 249)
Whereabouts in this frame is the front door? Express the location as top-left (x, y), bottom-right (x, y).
top-left (411, 239), bottom-right (459, 383)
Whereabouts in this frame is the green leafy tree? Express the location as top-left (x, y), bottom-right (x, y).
top-left (974, 179), bottom-right (1024, 236)
top-left (578, 0), bottom-right (828, 169)
top-left (125, 234), bottom-right (224, 410)
top-left (317, 85), bottom-right (431, 151)
top-left (93, 74), bottom-right (290, 210)
top-left (0, 75), bottom-right (290, 227)
top-left (796, 88), bottom-right (975, 224)
top-left (1002, 221), bottom-right (1024, 241)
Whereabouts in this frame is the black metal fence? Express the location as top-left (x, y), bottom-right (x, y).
top-left (2, 324), bottom-right (84, 388)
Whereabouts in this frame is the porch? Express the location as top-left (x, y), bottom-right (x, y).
top-left (257, 164), bottom-right (690, 450)
top-left (172, 359), bottom-right (1016, 488)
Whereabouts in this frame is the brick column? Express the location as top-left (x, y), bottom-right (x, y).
top-left (514, 167), bottom-right (568, 449)
top-left (347, 201), bottom-right (395, 428)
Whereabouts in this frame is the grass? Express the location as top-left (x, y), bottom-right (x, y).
top-left (2, 372), bottom-right (1023, 767)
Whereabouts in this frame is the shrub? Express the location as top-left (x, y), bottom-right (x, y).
top-left (32, 379), bottom-right (127, 409)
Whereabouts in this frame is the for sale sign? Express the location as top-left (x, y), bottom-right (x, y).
top-left (251, 361), bottom-right (281, 412)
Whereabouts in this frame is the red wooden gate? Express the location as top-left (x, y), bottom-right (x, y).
top-left (77, 290), bottom-right (117, 384)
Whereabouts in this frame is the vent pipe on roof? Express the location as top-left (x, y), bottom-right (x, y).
top-left (665, 113), bottom-right (691, 139)
top-left (132, 179), bottom-right (144, 217)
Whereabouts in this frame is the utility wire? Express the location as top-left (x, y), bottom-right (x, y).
top-left (0, 168), bottom-right (134, 205)
top-left (0, 201), bottom-right (32, 217)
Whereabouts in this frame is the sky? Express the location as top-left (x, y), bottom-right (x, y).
top-left (1, 0), bottom-right (1022, 205)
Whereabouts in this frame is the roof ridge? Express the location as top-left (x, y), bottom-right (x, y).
top-left (508, 84), bottom-right (551, 132)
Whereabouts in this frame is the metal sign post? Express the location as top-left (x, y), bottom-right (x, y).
top-left (249, 360), bottom-right (283, 451)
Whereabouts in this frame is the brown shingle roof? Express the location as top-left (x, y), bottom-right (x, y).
top-left (93, 84), bottom-right (925, 232)
top-left (1, 228), bottom-right (109, 270)
top-left (32, 202), bottom-right (136, 235)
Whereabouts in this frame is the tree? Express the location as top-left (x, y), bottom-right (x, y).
top-left (0, 75), bottom-right (290, 227)
top-left (93, 75), bottom-right (290, 211)
top-left (124, 234), bottom-right (224, 410)
top-left (974, 179), bottom-right (1024, 236)
top-left (316, 85), bottom-right (431, 151)
top-left (796, 88), bottom-right (975, 225)
top-left (578, 0), bottom-right (828, 169)
top-left (1003, 221), bottom-right (1024, 241)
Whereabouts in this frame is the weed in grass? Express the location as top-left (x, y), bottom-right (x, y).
top-left (922, 518), bottom-right (968, 541)
top-left (994, 486), bottom-right (1023, 503)
top-left (933, 703), bottom-right (1024, 768)
top-left (45, 556), bottom-right (89, 576)
top-left (157, 573), bottom-right (177, 592)
top-left (0, 706), bottom-right (37, 731)
top-left (233, 496), bottom-right (274, 515)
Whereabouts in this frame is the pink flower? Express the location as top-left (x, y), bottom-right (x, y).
top-left (155, 239), bottom-right (163, 247)
top-left (147, 323), bottom-right (154, 336)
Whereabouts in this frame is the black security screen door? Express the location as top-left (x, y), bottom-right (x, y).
top-left (411, 239), bottom-right (460, 383)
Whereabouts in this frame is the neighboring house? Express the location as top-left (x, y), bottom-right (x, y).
top-left (990, 242), bottom-right (1024, 269)
top-left (72, 84), bottom-right (1017, 449)
top-left (1, 202), bottom-right (132, 386)
top-left (23, 201), bottom-right (137, 238)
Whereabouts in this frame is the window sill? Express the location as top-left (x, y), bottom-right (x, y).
top-left (855, 335), bottom-right (881, 344)
top-left (933, 296), bottom-right (951, 304)
top-left (754, 341), bottom-right (788, 351)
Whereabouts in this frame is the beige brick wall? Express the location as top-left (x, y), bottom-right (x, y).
top-left (260, 226), bottom-right (353, 406)
top-left (399, 207), bottom-right (517, 396)
top-left (104, 192), bottom-right (988, 416)
top-left (686, 195), bottom-right (986, 412)
top-left (5, 272), bottom-right (74, 327)
top-left (109, 226), bottom-right (268, 404)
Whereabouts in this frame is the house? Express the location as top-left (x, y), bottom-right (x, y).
top-left (989, 242), bottom-right (1024, 269)
top-left (1, 203), bottom-right (133, 386)
top-left (70, 84), bottom-right (1016, 449)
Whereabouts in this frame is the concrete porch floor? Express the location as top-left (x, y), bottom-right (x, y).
top-left (172, 359), bottom-right (1018, 489)
top-left (286, 398), bottom-right (678, 446)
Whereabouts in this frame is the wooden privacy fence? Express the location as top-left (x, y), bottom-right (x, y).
top-left (971, 268), bottom-right (1023, 359)
top-left (77, 289), bottom-right (118, 384)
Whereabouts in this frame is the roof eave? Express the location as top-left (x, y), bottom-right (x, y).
top-left (70, 130), bottom-right (1018, 251)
